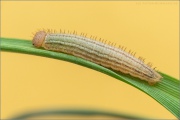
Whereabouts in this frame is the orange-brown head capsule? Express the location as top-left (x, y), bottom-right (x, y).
top-left (32, 31), bottom-right (47, 48)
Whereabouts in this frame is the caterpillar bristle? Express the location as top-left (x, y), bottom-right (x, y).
top-left (104, 40), bottom-right (107, 44)
top-left (102, 39), bottom-right (105, 43)
top-left (147, 62), bottom-right (153, 67)
top-left (47, 29), bottom-right (51, 33)
top-left (133, 52), bottom-right (136, 57)
top-left (124, 47), bottom-right (127, 52)
top-left (111, 42), bottom-right (114, 46)
top-left (94, 36), bottom-right (97, 40)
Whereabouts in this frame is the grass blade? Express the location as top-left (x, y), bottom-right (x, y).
top-left (10, 108), bottom-right (148, 120)
top-left (1, 38), bottom-right (179, 118)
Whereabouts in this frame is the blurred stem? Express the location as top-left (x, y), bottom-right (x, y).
top-left (1, 38), bottom-right (180, 119)
top-left (10, 108), bottom-right (148, 119)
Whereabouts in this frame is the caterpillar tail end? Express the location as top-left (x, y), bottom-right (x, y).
top-left (148, 73), bottom-right (163, 85)
top-left (32, 31), bottom-right (47, 48)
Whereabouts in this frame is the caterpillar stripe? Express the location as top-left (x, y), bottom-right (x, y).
top-left (32, 30), bottom-right (162, 85)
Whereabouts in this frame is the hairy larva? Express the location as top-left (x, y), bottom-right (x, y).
top-left (32, 30), bottom-right (162, 85)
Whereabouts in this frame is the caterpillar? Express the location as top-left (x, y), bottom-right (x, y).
top-left (32, 30), bottom-right (162, 85)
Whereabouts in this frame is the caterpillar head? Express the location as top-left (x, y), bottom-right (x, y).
top-left (32, 31), bottom-right (47, 48)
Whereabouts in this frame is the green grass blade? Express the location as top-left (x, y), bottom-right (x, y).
top-left (1, 38), bottom-right (180, 118)
top-left (10, 108), bottom-right (148, 120)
